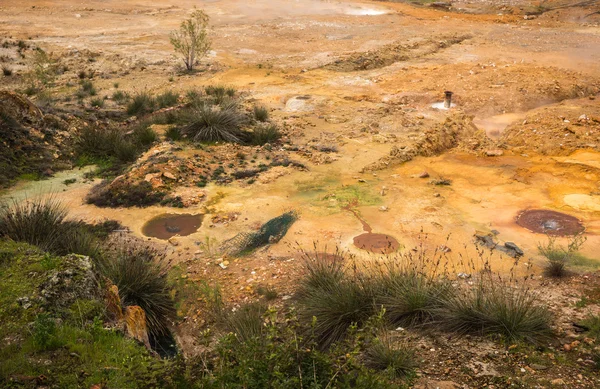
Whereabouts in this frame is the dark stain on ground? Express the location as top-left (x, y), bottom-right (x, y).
top-left (353, 233), bottom-right (400, 254)
top-left (516, 209), bottom-right (585, 236)
top-left (142, 213), bottom-right (204, 240)
top-left (343, 202), bottom-right (400, 254)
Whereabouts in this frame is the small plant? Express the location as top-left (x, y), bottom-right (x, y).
top-left (165, 127), bottom-right (182, 141)
top-left (2, 65), bottom-right (12, 76)
top-left (179, 104), bottom-right (246, 143)
top-left (90, 97), bottom-right (104, 108)
top-left (224, 302), bottom-right (267, 342)
top-left (112, 90), bottom-right (128, 104)
top-left (156, 90), bottom-right (179, 108)
top-left (538, 235), bottom-right (585, 278)
top-left (63, 178), bottom-right (77, 185)
top-left (249, 124), bottom-right (281, 145)
top-left (170, 8), bottom-right (211, 71)
top-left (78, 70), bottom-right (87, 79)
top-left (437, 281), bottom-right (552, 343)
top-left (253, 105), bottom-right (269, 122)
top-left (127, 91), bottom-right (156, 116)
top-left (113, 82), bottom-right (119, 88)
top-left (86, 180), bottom-right (166, 208)
top-left (32, 313), bottom-right (58, 350)
top-left (99, 243), bottom-right (175, 336)
top-left (363, 336), bottom-right (416, 379)
top-left (80, 79), bottom-right (96, 96)
top-left (255, 285), bottom-right (278, 301)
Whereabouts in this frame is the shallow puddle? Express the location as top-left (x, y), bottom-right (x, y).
top-left (515, 209), bottom-right (585, 236)
top-left (142, 213), bottom-right (204, 240)
top-left (353, 233), bottom-right (400, 254)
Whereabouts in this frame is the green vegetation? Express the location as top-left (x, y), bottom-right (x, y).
top-left (180, 104), bottom-right (246, 143)
top-left (538, 235), bottom-right (586, 278)
top-left (170, 8), bottom-right (211, 71)
top-left (86, 179), bottom-right (166, 208)
top-left (249, 123), bottom-right (281, 145)
top-left (0, 241), bottom-right (176, 389)
top-left (90, 97), bottom-right (104, 108)
top-left (156, 90), bottom-right (180, 108)
top-left (2, 65), bottom-right (12, 76)
top-left (253, 105), bottom-right (269, 122)
top-left (127, 91), bottom-right (156, 116)
top-left (99, 245), bottom-right (175, 336)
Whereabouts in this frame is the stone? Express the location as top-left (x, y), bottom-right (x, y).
top-left (419, 171), bottom-right (430, 178)
top-left (485, 149), bottom-right (504, 157)
top-left (163, 171), bottom-right (177, 180)
top-left (379, 206), bottom-right (389, 212)
top-left (168, 237), bottom-right (179, 246)
top-left (551, 379), bottom-right (566, 386)
top-left (125, 305), bottom-right (151, 350)
top-left (38, 255), bottom-right (98, 310)
top-left (504, 242), bottom-right (524, 257)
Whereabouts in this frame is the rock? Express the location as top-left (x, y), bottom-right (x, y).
top-left (504, 241), bottom-right (524, 257)
top-left (162, 171), bottom-right (177, 180)
top-left (358, 179), bottom-right (366, 183)
top-left (419, 171), bottom-right (430, 178)
top-left (105, 284), bottom-right (123, 322)
top-left (16, 296), bottom-right (32, 309)
top-left (433, 193), bottom-right (441, 197)
top-left (551, 379), bottom-right (566, 386)
top-left (485, 149), bottom-right (504, 157)
top-left (125, 305), bottom-right (151, 350)
top-left (168, 237), bottom-right (180, 246)
top-left (579, 114), bottom-right (588, 122)
top-left (457, 272), bottom-right (471, 279)
top-left (38, 255), bottom-right (98, 311)
top-left (379, 206), bottom-right (389, 212)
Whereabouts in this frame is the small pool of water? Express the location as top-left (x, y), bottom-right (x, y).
top-left (142, 213), bottom-right (203, 240)
top-left (353, 233), bottom-right (400, 254)
top-left (516, 209), bottom-right (584, 236)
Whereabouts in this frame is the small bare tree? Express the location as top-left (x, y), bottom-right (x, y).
top-left (170, 8), bottom-right (211, 71)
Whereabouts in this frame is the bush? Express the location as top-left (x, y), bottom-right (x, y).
top-left (165, 127), bottom-right (182, 141)
top-left (253, 105), bottom-right (269, 122)
top-left (76, 124), bottom-right (156, 165)
top-left (0, 197), bottom-right (100, 257)
top-left (79, 79), bottom-right (96, 96)
top-left (437, 282), bottom-right (552, 343)
top-left (296, 257), bottom-right (375, 349)
top-left (99, 243), bottom-right (175, 336)
top-left (249, 124), bottom-right (281, 145)
top-left (375, 267), bottom-right (451, 327)
top-left (363, 337), bottom-right (416, 379)
top-left (86, 180), bottom-right (166, 208)
top-left (539, 235), bottom-right (585, 278)
top-left (156, 91), bottom-right (179, 108)
top-left (132, 124), bottom-right (158, 147)
top-left (2, 65), bottom-right (12, 76)
top-left (179, 104), bottom-right (246, 143)
top-left (127, 92), bottom-right (156, 116)
top-left (112, 90), bottom-right (129, 104)
top-left (224, 302), bottom-right (267, 342)
top-left (170, 9), bottom-right (211, 71)
top-left (90, 97), bottom-right (104, 108)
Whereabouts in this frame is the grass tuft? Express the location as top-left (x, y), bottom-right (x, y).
top-left (253, 105), bottom-right (269, 122)
top-left (363, 337), bottom-right (416, 379)
top-left (179, 105), bottom-right (246, 143)
top-left (126, 92), bottom-right (156, 116)
top-left (98, 243), bottom-right (175, 336)
top-left (249, 124), bottom-right (281, 145)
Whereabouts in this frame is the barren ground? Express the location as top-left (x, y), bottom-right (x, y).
top-left (2, 0), bottom-right (600, 387)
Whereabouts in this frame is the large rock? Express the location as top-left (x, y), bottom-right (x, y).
top-left (38, 254), bottom-right (98, 311)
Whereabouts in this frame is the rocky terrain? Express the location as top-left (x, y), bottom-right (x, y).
top-left (1, 0), bottom-right (600, 387)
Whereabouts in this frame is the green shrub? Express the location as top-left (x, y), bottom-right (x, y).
top-left (90, 97), bottom-right (104, 108)
top-left (79, 79), bottom-right (96, 96)
top-left (256, 285), bottom-right (278, 301)
top-left (538, 235), bottom-right (585, 278)
top-left (253, 105), bottom-right (269, 122)
top-left (375, 267), bottom-right (451, 327)
top-left (297, 257), bottom-right (375, 349)
top-left (112, 90), bottom-right (129, 104)
top-left (32, 313), bottom-right (59, 351)
top-left (127, 92), bottom-right (156, 116)
top-left (363, 337), bottom-right (416, 379)
top-left (156, 91), bottom-right (179, 108)
top-left (86, 180), bottom-right (166, 208)
top-left (99, 244), bottom-right (175, 336)
top-left (224, 302), bottom-right (267, 342)
top-left (165, 127), bottom-right (182, 141)
top-left (76, 126), bottom-right (138, 163)
top-left (132, 124), bottom-right (158, 147)
top-left (249, 124), bottom-right (281, 145)
top-left (179, 105), bottom-right (246, 143)
top-left (437, 282), bottom-right (552, 343)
